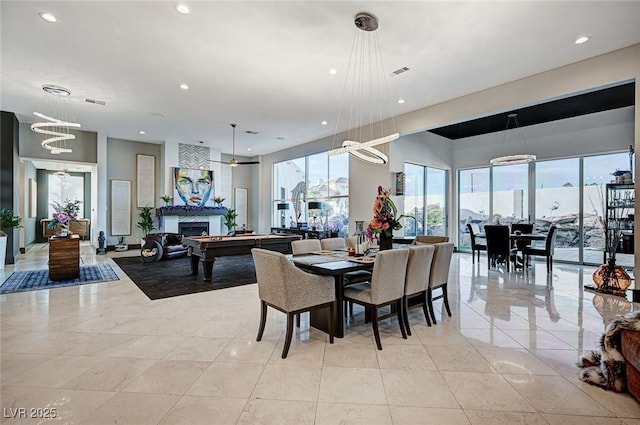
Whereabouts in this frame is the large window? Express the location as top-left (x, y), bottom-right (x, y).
top-left (48, 172), bottom-right (85, 219)
top-left (273, 153), bottom-right (349, 235)
top-left (458, 151), bottom-right (633, 265)
top-left (403, 163), bottom-right (447, 237)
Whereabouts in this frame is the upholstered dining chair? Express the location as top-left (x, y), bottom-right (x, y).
top-left (403, 244), bottom-right (435, 335)
top-left (484, 224), bottom-right (516, 272)
top-left (291, 239), bottom-right (321, 255)
top-left (321, 237), bottom-right (347, 250)
top-left (411, 235), bottom-right (449, 244)
top-left (523, 225), bottom-right (558, 273)
top-left (343, 249), bottom-right (410, 350)
top-left (251, 248), bottom-right (335, 359)
top-left (426, 242), bottom-right (455, 325)
top-left (466, 223), bottom-right (487, 264)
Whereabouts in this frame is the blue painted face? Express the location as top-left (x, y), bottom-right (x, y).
top-left (174, 169), bottom-right (213, 206)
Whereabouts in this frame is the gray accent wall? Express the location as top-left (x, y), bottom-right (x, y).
top-left (0, 111), bottom-right (20, 264)
top-left (19, 122), bottom-right (98, 163)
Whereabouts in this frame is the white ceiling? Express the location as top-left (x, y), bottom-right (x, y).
top-left (2, 1), bottom-right (640, 158)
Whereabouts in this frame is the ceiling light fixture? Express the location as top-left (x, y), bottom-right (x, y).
top-left (328, 68), bottom-right (338, 75)
top-left (139, 130), bottom-right (146, 135)
top-left (321, 121), bottom-right (328, 126)
top-left (575, 35), bottom-right (591, 44)
top-left (327, 12), bottom-right (399, 165)
top-left (31, 85), bottom-right (81, 155)
top-left (179, 83), bottom-right (189, 90)
top-left (398, 99), bottom-right (406, 104)
top-left (175, 4), bottom-right (190, 14)
top-left (489, 113), bottom-right (536, 166)
top-left (39, 12), bottom-right (57, 23)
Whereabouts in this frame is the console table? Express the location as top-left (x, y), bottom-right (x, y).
top-left (270, 227), bottom-right (338, 239)
top-left (42, 219), bottom-right (90, 240)
top-left (49, 235), bottom-right (80, 281)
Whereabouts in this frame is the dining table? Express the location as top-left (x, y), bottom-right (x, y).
top-left (291, 250), bottom-right (375, 338)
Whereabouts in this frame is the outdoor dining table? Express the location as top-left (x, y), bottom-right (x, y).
top-left (291, 250), bottom-right (375, 338)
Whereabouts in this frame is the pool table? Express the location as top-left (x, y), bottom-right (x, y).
top-left (182, 234), bottom-right (300, 281)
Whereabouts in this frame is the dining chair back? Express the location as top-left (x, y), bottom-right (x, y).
top-left (427, 242), bottom-right (455, 324)
top-left (484, 224), bottom-right (516, 272)
top-left (343, 249), bottom-right (410, 350)
top-left (466, 223), bottom-right (487, 264)
top-left (403, 244), bottom-right (436, 334)
top-left (511, 223), bottom-right (534, 234)
top-left (411, 235), bottom-right (449, 244)
top-left (321, 237), bottom-right (346, 251)
top-left (523, 225), bottom-right (558, 273)
top-left (252, 248), bottom-right (335, 358)
top-left (291, 239), bottom-right (321, 255)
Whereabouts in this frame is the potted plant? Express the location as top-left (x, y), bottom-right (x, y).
top-left (0, 208), bottom-right (22, 269)
top-left (136, 206), bottom-right (156, 246)
top-left (223, 208), bottom-right (238, 235)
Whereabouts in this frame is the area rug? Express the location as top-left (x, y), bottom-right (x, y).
top-left (113, 254), bottom-right (256, 300)
top-left (0, 264), bottom-right (120, 295)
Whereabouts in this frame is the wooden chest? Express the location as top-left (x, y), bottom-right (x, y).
top-left (49, 235), bottom-right (80, 281)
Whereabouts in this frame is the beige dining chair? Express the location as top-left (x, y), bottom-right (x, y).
top-left (252, 248), bottom-right (335, 359)
top-left (427, 242), bottom-right (455, 325)
top-left (321, 237), bottom-right (347, 250)
top-left (291, 239), bottom-right (321, 255)
top-left (343, 249), bottom-right (410, 350)
top-left (403, 244), bottom-right (435, 335)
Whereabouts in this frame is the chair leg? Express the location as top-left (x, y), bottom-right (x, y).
top-left (472, 248), bottom-right (475, 264)
top-left (422, 292), bottom-right (432, 327)
top-left (282, 312), bottom-right (294, 359)
top-left (442, 284), bottom-right (452, 317)
top-left (257, 300), bottom-right (267, 341)
top-left (328, 303), bottom-right (335, 344)
top-left (403, 296), bottom-right (411, 336)
top-left (427, 287), bottom-right (437, 325)
top-left (397, 299), bottom-right (407, 339)
top-left (296, 313), bottom-right (301, 328)
top-left (371, 306), bottom-right (382, 350)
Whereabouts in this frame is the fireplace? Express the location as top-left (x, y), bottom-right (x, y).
top-left (178, 222), bottom-right (209, 237)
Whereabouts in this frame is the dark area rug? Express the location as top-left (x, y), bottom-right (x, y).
top-left (113, 254), bottom-right (256, 300)
top-left (0, 264), bottom-right (119, 295)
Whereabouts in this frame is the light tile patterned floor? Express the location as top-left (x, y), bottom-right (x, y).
top-left (1, 244), bottom-right (639, 424)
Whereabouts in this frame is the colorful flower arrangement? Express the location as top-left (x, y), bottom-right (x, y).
top-left (365, 186), bottom-right (409, 241)
top-left (48, 199), bottom-right (80, 229)
top-left (160, 194), bottom-right (173, 204)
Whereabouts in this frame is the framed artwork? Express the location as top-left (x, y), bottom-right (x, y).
top-left (395, 171), bottom-right (405, 196)
top-left (29, 178), bottom-right (37, 218)
top-left (111, 180), bottom-right (131, 235)
top-left (173, 167), bottom-right (214, 206)
top-left (136, 154), bottom-right (155, 207)
top-left (235, 188), bottom-right (248, 229)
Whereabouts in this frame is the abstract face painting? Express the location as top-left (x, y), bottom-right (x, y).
top-left (173, 168), bottom-right (213, 206)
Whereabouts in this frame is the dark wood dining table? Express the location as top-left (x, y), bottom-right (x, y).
top-left (291, 252), bottom-right (374, 338)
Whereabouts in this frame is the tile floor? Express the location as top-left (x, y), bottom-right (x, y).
top-left (1, 243), bottom-right (639, 424)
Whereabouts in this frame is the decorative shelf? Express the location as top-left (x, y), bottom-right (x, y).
top-left (156, 206), bottom-right (228, 217)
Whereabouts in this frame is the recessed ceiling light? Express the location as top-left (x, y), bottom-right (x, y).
top-left (321, 121), bottom-right (328, 126)
top-left (397, 99), bottom-right (406, 104)
top-left (175, 4), bottom-right (190, 14)
top-left (39, 12), bottom-right (57, 23)
top-left (328, 68), bottom-right (338, 75)
top-left (179, 83), bottom-right (189, 90)
top-left (276, 137), bottom-right (285, 140)
top-left (139, 131), bottom-right (146, 135)
top-left (247, 148), bottom-right (252, 151)
top-left (575, 35), bottom-right (591, 45)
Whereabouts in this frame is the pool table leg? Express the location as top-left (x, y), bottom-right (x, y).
top-left (189, 254), bottom-right (199, 275)
top-left (201, 258), bottom-right (215, 281)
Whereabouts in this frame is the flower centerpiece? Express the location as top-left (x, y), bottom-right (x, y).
top-left (48, 199), bottom-right (80, 236)
top-left (160, 194), bottom-right (173, 205)
top-left (365, 186), bottom-right (409, 250)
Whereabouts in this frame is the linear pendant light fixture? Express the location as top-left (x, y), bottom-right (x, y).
top-left (489, 113), bottom-right (536, 166)
top-left (31, 84), bottom-right (81, 155)
top-left (327, 12), bottom-right (398, 165)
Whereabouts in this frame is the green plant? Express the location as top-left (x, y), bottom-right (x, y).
top-left (223, 208), bottom-right (238, 232)
top-left (0, 208), bottom-right (22, 236)
top-left (136, 206), bottom-right (155, 236)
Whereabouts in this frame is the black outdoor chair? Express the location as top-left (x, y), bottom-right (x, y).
top-left (466, 223), bottom-right (487, 264)
top-left (484, 224), bottom-right (517, 272)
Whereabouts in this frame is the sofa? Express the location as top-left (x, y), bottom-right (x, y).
top-left (142, 233), bottom-right (188, 261)
top-left (622, 329), bottom-right (640, 402)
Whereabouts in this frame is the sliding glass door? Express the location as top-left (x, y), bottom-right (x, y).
top-left (404, 163), bottom-right (448, 237)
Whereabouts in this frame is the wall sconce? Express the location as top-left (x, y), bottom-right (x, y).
top-left (277, 203), bottom-right (290, 228)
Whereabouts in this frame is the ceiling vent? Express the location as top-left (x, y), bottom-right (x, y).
top-left (85, 98), bottom-right (106, 106)
top-left (391, 66), bottom-right (410, 76)
top-left (245, 130), bottom-right (259, 135)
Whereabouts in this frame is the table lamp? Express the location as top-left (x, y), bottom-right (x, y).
top-left (308, 201), bottom-right (323, 230)
top-left (277, 203), bottom-right (290, 227)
